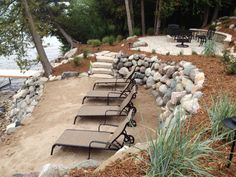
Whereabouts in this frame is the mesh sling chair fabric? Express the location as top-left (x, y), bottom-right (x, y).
top-left (82, 79), bottom-right (137, 104)
top-left (92, 66), bottom-right (137, 90)
top-left (74, 87), bottom-right (137, 124)
top-left (51, 109), bottom-right (136, 159)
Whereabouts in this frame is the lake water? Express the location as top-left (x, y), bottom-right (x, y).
top-left (0, 36), bottom-right (62, 91)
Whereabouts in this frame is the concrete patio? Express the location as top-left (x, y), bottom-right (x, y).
top-left (132, 36), bottom-right (225, 56)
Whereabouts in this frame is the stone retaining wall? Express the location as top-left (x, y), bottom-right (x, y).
top-left (113, 53), bottom-right (205, 127)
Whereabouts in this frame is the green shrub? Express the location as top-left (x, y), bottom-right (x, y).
top-left (166, 52), bottom-right (170, 56)
top-left (116, 35), bottom-right (123, 42)
top-left (73, 56), bottom-right (83, 66)
top-left (87, 39), bottom-right (101, 47)
top-left (152, 49), bottom-right (156, 54)
top-left (219, 16), bottom-right (229, 21)
top-left (202, 39), bottom-right (217, 57)
top-left (81, 48), bottom-right (90, 59)
top-left (133, 27), bottom-right (141, 36)
top-left (222, 51), bottom-right (236, 74)
top-left (208, 93), bottom-right (236, 140)
top-left (147, 28), bottom-right (154, 35)
top-left (147, 110), bottom-right (218, 177)
top-left (102, 35), bottom-right (115, 45)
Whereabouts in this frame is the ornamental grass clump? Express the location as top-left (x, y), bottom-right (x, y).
top-left (202, 39), bottom-right (217, 57)
top-left (147, 110), bottom-right (218, 177)
top-left (208, 93), bottom-right (236, 140)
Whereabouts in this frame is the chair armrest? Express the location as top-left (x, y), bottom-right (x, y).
top-left (105, 109), bottom-right (120, 116)
top-left (98, 123), bottom-right (118, 131)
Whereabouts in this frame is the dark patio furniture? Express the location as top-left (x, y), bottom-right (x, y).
top-left (223, 116), bottom-right (236, 167)
top-left (176, 30), bottom-right (192, 48)
top-left (196, 29), bottom-right (215, 46)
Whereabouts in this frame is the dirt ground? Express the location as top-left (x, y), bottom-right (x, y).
top-left (0, 77), bottom-right (160, 176)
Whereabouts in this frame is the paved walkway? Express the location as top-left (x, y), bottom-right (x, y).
top-left (132, 36), bottom-right (225, 56)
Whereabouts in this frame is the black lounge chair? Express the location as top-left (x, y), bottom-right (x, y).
top-left (51, 109), bottom-right (136, 159)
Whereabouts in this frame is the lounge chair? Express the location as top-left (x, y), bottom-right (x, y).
top-left (92, 66), bottom-right (137, 90)
top-left (74, 87), bottom-right (137, 125)
top-left (82, 79), bottom-right (137, 104)
top-left (51, 109), bottom-right (135, 159)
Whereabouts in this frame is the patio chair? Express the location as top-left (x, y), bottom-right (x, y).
top-left (51, 109), bottom-right (135, 159)
top-left (74, 87), bottom-right (137, 125)
top-left (82, 79), bottom-right (137, 104)
top-left (196, 28), bottom-right (215, 46)
top-left (92, 66), bottom-right (137, 90)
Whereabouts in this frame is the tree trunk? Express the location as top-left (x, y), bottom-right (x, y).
top-left (129, 0), bottom-right (134, 29)
top-left (55, 23), bottom-right (78, 49)
top-left (141, 0), bottom-right (145, 35)
top-left (202, 6), bottom-right (209, 28)
top-left (154, 0), bottom-right (159, 30)
top-left (21, 0), bottom-right (52, 77)
top-left (125, 0), bottom-right (133, 36)
top-left (211, 5), bottom-right (219, 23)
top-left (155, 0), bottom-right (162, 35)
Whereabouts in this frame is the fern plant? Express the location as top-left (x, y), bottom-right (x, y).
top-left (202, 39), bottom-right (217, 57)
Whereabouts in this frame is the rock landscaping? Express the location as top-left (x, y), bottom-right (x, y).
top-left (113, 53), bottom-right (205, 128)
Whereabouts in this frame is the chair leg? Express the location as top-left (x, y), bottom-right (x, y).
top-left (88, 147), bottom-right (91, 159)
top-left (74, 115), bottom-right (79, 124)
top-left (51, 144), bottom-right (57, 155)
top-left (82, 97), bottom-right (87, 104)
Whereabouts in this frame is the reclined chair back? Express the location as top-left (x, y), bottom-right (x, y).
top-left (120, 79), bottom-right (136, 96)
top-left (119, 87), bottom-right (136, 113)
top-left (107, 109), bottom-right (134, 148)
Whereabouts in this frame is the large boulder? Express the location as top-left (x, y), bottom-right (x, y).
top-left (153, 72), bottom-right (162, 81)
top-left (132, 41), bottom-right (147, 48)
top-left (119, 67), bottom-right (129, 76)
top-left (146, 76), bottom-right (155, 88)
top-left (170, 91), bottom-right (187, 105)
top-left (145, 68), bottom-right (152, 77)
top-left (61, 71), bottom-right (79, 79)
top-left (181, 77), bottom-right (194, 93)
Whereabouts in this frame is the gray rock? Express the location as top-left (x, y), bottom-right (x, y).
top-left (156, 96), bottom-right (163, 106)
top-left (143, 76), bottom-right (148, 83)
top-left (159, 84), bottom-right (168, 95)
top-left (166, 101), bottom-right (175, 111)
top-left (170, 91), bottom-right (187, 105)
top-left (160, 75), bottom-right (169, 84)
top-left (140, 66), bottom-right (146, 73)
top-left (73, 159), bottom-right (100, 169)
top-left (229, 24), bottom-right (235, 29)
top-left (194, 72), bottom-right (205, 86)
top-left (29, 86), bottom-right (35, 93)
top-left (113, 58), bottom-right (119, 64)
top-left (183, 64), bottom-right (195, 76)
top-left (150, 56), bottom-right (158, 63)
top-left (121, 57), bottom-right (128, 63)
top-left (119, 67), bottom-right (129, 76)
top-left (193, 91), bottom-right (203, 99)
top-left (145, 68), bottom-right (152, 77)
top-left (134, 78), bottom-right (143, 85)
top-left (151, 70), bottom-right (155, 76)
top-left (39, 77), bottom-right (48, 84)
top-left (61, 72), bottom-right (79, 79)
top-left (135, 66), bottom-right (140, 72)
top-left (124, 61), bottom-right (133, 67)
top-left (146, 76), bottom-right (155, 88)
top-left (13, 89), bottom-right (28, 100)
top-left (175, 83), bottom-right (184, 92)
top-left (133, 54), bottom-right (140, 60)
top-left (6, 123), bottom-right (17, 134)
top-left (128, 55), bottom-right (134, 60)
top-left (20, 101), bottom-right (27, 109)
top-left (181, 98), bottom-right (200, 114)
top-left (137, 59), bottom-right (144, 66)
top-left (25, 78), bottom-right (34, 86)
top-left (182, 77), bottom-right (194, 93)
top-left (144, 62), bottom-right (149, 68)
top-left (26, 106), bottom-right (34, 114)
top-left (151, 90), bottom-right (159, 97)
top-left (39, 164), bottom-right (66, 177)
top-left (135, 73), bottom-right (145, 79)
top-left (139, 54), bottom-right (146, 59)
top-left (153, 63), bottom-right (160, 70)
top-left (166, 66), bottom-right (176, 78)
top-left (117, 62), bottom-right (124, 69)
top-left (132, 60), bottom-right (137, 66)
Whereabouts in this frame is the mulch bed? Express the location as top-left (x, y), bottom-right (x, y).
top-left (53, 38), bottom-right (236, 176)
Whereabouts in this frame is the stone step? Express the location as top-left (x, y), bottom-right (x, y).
top-left (104, 52), bottom-right (118, 58)
top-left (92, 68), bottom-right (113, 75)
top-left (90, 74), bottom-right (114, 79)
top-left (95, 51), bottom-right (110, 56)
top-left (96, 56), bottom-right (114, 63)
top-left (92, 62), bottom-right (112, 69)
